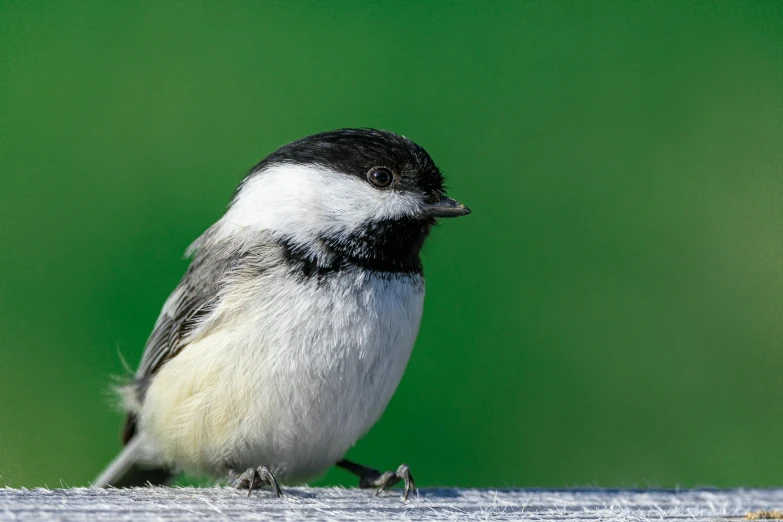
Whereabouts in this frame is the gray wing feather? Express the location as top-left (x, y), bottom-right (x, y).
top-left (135, 248), bottom-right (249, 380)
top-left (122, 243), bottom-right (253, 444)
top-left (135, 259), bottom-right (221, 379)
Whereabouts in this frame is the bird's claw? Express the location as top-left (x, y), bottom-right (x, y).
top-left (360, 464), bottom-right (417, 501)
top-left (230, 465), bottom-right (282, 497)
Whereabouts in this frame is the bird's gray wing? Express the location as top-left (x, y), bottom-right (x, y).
top-left (136, 281), bottom-right (212, 379)
top-left (122, 246), bottom-right (252, 443)
top-left (135, 254), bottom-right (226, 380)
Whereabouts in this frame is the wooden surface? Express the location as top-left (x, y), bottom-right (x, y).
top-left (2, 486), bottom-right (782, 521)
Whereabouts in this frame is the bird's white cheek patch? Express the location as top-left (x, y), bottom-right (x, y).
top-left (223, 165), bottom-right (423, 241)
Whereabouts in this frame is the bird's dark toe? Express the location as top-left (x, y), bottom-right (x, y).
top-left (337, 459), bottom-right (417, 501)
top-left (229, 466), bottom-right (282, 497)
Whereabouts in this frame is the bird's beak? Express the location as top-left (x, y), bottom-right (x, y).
top-left (423, 197), bottom-right (472, 218)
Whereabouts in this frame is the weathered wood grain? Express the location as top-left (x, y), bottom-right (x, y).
top-left (2, 486), bottom-right (781, 521)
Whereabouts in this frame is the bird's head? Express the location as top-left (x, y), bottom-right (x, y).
top-left (220, 128), bottom-right (470, 273)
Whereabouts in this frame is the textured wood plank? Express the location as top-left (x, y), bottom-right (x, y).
top-left (1, 487), bottom-right (781, 521)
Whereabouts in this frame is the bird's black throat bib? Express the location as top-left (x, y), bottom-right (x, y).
top-left (279, 216), bottom-right (431, 280)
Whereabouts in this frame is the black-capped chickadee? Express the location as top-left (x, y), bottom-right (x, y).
top-left (94, 129), bottom-right (470, 500)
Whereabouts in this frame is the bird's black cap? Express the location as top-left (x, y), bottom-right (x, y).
top-left (251, 128), bottom-right (447, 204)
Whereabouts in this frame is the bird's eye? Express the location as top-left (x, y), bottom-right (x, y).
top-left (367, 167), bottom-right (394, 188)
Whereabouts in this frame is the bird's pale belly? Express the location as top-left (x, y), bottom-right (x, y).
top-left (139, 270), bottom-right (424, 482)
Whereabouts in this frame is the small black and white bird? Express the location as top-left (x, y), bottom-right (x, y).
top-left (95, 128), bottom-right (470, 500)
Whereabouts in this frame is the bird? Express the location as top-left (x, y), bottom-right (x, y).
top-left (94, 128), bottom-right (471, 500)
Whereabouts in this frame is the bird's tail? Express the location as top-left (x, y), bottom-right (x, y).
top-left (93, 435), bottom-right (173, 488)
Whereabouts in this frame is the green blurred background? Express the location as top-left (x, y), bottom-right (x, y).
top-left (1, 0), bottom-right (783, 489)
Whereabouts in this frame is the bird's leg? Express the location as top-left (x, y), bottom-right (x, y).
top-left (336, 459), bottom-right (417, 500)
top-left (229, 466), bottom-right (282, 497)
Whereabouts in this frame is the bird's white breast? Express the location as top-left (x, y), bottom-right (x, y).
top-left (139, 265), bottom-right (424, 482)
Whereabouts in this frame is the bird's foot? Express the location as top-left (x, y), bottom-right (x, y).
top-left (229, 466), bottom-right (282, 497)
top-left (361, 464), bottom-right (417, 500)
top-left (337, 460), bottom-right (417, 501)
